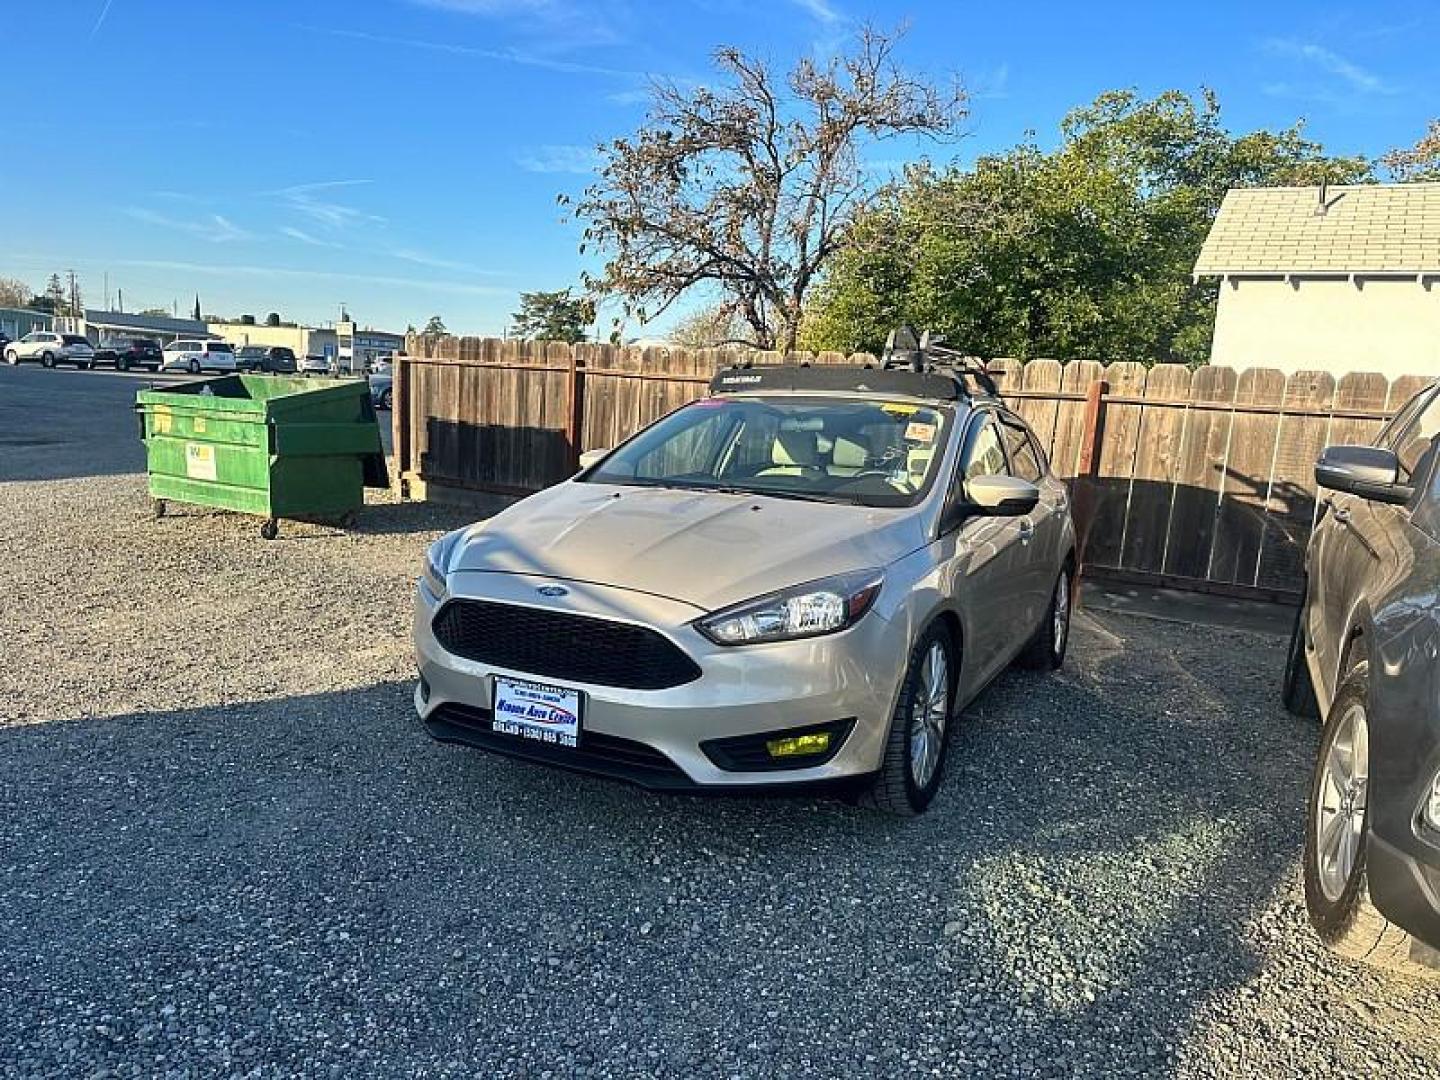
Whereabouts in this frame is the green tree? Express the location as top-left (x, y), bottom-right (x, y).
top-left (44, 274), bottom-right (66, 315)
top-left (803, 89), bottom-right (1371, 365)
top-left (573, 27), bottom-right (966, 353)
top-left (421, 315), bottom-right (447, 339)
top-left (510, 288), bottom-right (595, 343)
top-left (1382, 120), bottom-right (1440, 182)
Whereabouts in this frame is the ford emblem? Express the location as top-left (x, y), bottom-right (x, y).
top-left (537, 585), bottom-right (569, 597)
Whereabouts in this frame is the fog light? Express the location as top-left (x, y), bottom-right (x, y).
top-left (766, 732), bottom-right (832, 759)
top-left (1426, 770), bottom-right (1440, 831)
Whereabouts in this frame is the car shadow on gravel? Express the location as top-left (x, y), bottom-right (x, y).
top-left (8, 616), bottom-right (1424, 1077)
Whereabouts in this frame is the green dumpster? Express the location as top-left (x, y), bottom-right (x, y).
top-left (136, 375), bottom-right (388, 539)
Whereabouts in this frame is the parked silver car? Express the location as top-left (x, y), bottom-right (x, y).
top-left (4, 331), bottom-right (95, 369)
top-left (413, 350), bottom-right (1075, 815)
top-left (1285, 378), bottom-right (1440, 976)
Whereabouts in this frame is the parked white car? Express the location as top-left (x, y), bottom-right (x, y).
top-left (4, 331), bottom-right (96, 369)
top-left (162, 339), bottom-right (237, 374)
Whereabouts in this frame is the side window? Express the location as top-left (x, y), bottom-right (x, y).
top-left (1395, 396), bottom-right (1440, 483)
top-left (633, 408), bottom-right (739, 480)
top-left (963, 415), bottom-right (1009, 482)
top-left (1000, 419), bottom-right (1043, 483)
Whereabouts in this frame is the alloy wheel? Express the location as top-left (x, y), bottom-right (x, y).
top-left (909, 641), bottom-right (950, 788)
top-left (1315, 702), bottom-right (1369, 903)
top-left (1053, 569), bottom-right (1071, 657)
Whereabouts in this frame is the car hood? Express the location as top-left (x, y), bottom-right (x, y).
top-left (450, 481), bottom-right (931, 611)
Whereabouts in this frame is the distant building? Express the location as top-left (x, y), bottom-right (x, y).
top-left (208, 319), bottom-right (338, 361)
top-left (337, 320), bottom-right (404, 372)
top-left (0, 307), bottom-right (52, 339)
top-left (60, 309), bottom-right (210, 346)
top-left (1194, 182), bottom-right (1440, 376)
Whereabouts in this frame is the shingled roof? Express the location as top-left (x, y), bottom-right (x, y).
top-left (1193, 182), bottom-right (1440, 276)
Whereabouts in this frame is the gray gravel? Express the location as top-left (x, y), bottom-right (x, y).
top-left (3, 365), bottom-right (1440, 1078)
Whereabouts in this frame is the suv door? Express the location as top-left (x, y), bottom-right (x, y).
top-left (1315, 387), bottom-right (1440, 700)
top-left (940, 410), bottom-right (1030, 685)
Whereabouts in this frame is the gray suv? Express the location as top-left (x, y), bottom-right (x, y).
top-left (1284, 379), bottom-right (1440, 977)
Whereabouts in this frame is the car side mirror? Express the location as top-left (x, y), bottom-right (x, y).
top-left (966, 475), bottom-right (1041, 517)
top-left (1315, 445), bottom-right (1413, 506)
top-left (577, 448), bottom-right (609, 471)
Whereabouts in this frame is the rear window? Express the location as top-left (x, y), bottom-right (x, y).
top-left (61, 335), bottom-right (90, 346)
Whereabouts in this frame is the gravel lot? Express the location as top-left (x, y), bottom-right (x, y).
top-left (3, 366), bottom-right (1439, 1078)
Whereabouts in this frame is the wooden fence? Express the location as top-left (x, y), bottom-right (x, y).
top-left (394, 334), bottom-right (1434, 600)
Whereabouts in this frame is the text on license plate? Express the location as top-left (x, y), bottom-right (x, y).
top-left (492, 677), bottom-right (581, 748)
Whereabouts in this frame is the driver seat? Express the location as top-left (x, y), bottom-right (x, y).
top-left (827, 436), bottom-right (869, 478)
top-left (755, 429), bottom-right (822, 478)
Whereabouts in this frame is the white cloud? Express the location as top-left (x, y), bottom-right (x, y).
top-left (280, 226), bottom-right (343, 249)
top-left (299, 24), bottom-right (640, 77)
top-left (125, 208), bottom-right (249, 243)
top-left (1262, 39), bottom-right (1396, 95)
top-left (111, 257), bottom-right (510, 297)
top-left (515, 144), bottom-right (600, 174)
top-left (790, 0), bottom-right (842, 25)
top-left (267, 179), bottom-right (387, 230)
top-left (389, 249), bottom-right (498, 275)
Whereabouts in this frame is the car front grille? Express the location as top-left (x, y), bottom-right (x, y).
top-left (431, 599), bottom-right (702, 690)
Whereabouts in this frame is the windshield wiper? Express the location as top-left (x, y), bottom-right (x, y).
top-left (710, 485), bottom-right (864, 505)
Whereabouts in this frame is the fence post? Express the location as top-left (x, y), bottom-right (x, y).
top-left (566, 351), bottom-right (586, 471)
top-left (392, 355), bottom-right (410, 498)
top-left (1072, 378), bottom-right (1108, 602)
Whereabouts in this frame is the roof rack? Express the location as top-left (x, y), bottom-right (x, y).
top-left (708, 326), bottom-right (1003, 402)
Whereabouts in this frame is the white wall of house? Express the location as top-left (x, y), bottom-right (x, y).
top-left (1209, 276), bottom-right (1440, 376)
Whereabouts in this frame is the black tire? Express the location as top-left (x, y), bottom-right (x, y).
top-left (117, 358), bottom-right (129, 372)
top-left (1282, 602), bottom-right (1320, 718)
top-left (260, 519), bottom-right (279, 541)
top-left (41, 352), bottom-right (55, 368)
top-left (1017, 561), bottom-right (1073, 670)
top-left (1303, 660), bottom-right (1438, 979)
top-left (859, 621), bottom-right (959, 816)
top-left (4, 349), bottom-right (18, 365)
top-left (188, 359), bottom-right (200, 374)
top-left (77, 360), bottom-right (92, 371)
top-left (379, 388), bottom-right (393, 410)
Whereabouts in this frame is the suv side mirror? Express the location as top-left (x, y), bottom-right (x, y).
top-left (965, 475), bottom-right (1041, 517)
top-left (1315, 445), bottom-right (1413, 506)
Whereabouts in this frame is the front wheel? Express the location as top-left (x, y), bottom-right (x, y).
top-left (188, 359), bottom-right (200, 374)
top-left (41, 352), bottom-right (55, 368)
top-left (117, 358), bottom-right (130, 372)
top-left (1303, 662), bottom-right (1436, 978)
top-left (859, 623), bottom-right (958, 816)
top-left (5, 349), bottom-right (18, 365)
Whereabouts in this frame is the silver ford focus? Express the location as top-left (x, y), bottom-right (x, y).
top-left (413, 350), bottom-right (1075, 814)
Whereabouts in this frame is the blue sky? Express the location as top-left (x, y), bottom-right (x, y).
top-left (3, 0), bottom-right (1436, 336)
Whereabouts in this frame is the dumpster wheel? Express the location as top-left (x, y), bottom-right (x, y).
top-left (261, 519), bottom-right (279, 541)
top-left (152, 499), bottom-right (167, 519)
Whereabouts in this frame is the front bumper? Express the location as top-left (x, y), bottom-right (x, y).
top-left (1367, 833), bottom-right (1440, 961)
top-left (413, 571), bottom-right (907, 789)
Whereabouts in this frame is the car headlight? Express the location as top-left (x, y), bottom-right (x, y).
top-left (422, 530), bottom-right (465, 598)
top-left (695, 570), bottom-right (884, 646)
top-left (1425, 768), bottom-right (1440, 832)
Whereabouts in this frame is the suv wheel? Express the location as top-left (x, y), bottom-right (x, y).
top-left (4, 349), bottom-right (18, 365)
top-left (860, 622), bottom-right (958, 816)
top-left (1282, 602), bottom-right (1320, 718)
top-left (1017, 562), bottom-right (1073, 670)
top-left (1303, 660), bottom-right (1437, 978)
top-left (188, 359), bottom-right (200, 374)
top-left (117, 358), bottom-right (130, 373)
top-left (41, 352), bottom-right (55, 368)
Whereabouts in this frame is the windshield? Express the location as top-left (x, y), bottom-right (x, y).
top-left (582, 395), bottom-right (952, 508)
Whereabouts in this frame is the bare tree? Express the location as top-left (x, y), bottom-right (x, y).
top-left (667, 302), bottom-right (754, 348)
top-left (1383, 119), bottom-right (1440, 182)
top-left (0, 277), bottom-right (32, 309)
top-left (572, 27), bottom-right (965, 352)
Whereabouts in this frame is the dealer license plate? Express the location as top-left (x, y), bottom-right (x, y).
top-left (492, 676), bottom-right (582, 748)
